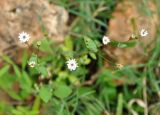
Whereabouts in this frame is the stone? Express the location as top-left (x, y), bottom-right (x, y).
top-left (0, 0), bottom-right (68, 61)
top-left (105, 0), bottom-right (158, 66)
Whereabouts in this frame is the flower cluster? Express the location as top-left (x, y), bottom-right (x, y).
top-left (19, 28), bottom-right (148, 71)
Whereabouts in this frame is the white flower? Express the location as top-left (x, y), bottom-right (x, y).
top-left (116, 64), bottom-right (123, 69)
top-left (66, 59), bottom-right (78, 71)
top-left (18, 32), bottom-right (30, 43)
top-left (102, 36), bottom-right (110, 45)
top-left (28, 61), bottom-right (36, 68)
top-left (131, 34), bottom-right (136, 39)
top-left (140, 29), bottom-right (148, 37)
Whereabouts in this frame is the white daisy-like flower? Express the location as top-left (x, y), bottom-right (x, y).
top-left (102, 36), bottom-right (110, 45)
top-left (140, 29), bottom-right (148, 37)
top-left (18, 32), bottom-right (30, 43)
top-left (66, 59), bottom-right (78, 71)
top-left (28, 61), bottom-right (36, 68)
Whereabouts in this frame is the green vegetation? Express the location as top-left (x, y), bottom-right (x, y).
top-left (0, 0), bottom-right (160, 115)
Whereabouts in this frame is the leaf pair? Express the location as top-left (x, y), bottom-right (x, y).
top-left (39, 84), bottom-right (72, 103)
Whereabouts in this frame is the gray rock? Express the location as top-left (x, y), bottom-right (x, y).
top-left (0, 0), bottom-right (68, 60)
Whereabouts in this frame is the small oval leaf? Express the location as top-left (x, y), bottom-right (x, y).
top-left (54, 85), bottom-right (72, 99)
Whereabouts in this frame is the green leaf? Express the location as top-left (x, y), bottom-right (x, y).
top-left (84, 36), bottom-right (98, 52)
top-left (39, 85), bottom-right (52, 103)
top-left (39, 39), bottom-right (53, 53)
top-left (20, 71), bottom-right (32, 93)
top-left (32, 96), bottom-right (41, 111)
top-left (79, 55), bottom-right (91, 65)
top-left (13, 65), bottom-right (21, 78)
top-left (89, 52), bottom-right (97, 60)
top-left (110, 40), bottom-right (137, 48)
top-left (22, 51), bottom-right (28, 70)
top-left (117, 43), bottom-right (127, 48)
top-left (8, 91), bottom-right (22, 100)
top-left (54, 85), bottom-right (72, 99)
top-left (0, 65), bottom-right (10, 78)
top-left (1, 55), bottom-right (14, 65)
top-left (64, 36), bottom-right (73, 51)
top-left (38, 66), bottom-right (48, 78)
top-left (100, 87), bottom-right (117, 101)
top-left (116, 93), bottom-right (123, 115)
top-left (98, 70), bottom-right (116, 86)
top-left (78, 87), bottom-right (94, 96)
